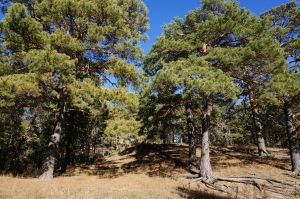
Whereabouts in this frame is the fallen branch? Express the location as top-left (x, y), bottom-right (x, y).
top-left (191, 174), bottom-right (300, 196)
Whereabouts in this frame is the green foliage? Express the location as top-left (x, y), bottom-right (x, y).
top-left (104, 115), bottom-right (142, 141)
top-left (262, 1), bottom-right (300, 104)
top-left (0, 73), bottom-right (41, 107)
top-left (0, 0), bottom-right (148, 174)
top-left (0, 0), bottom-right (299, 177)
top-left (1, 3), bottom-right (47, 52)
top-left (153, 57), bottom-right (240, 99)
top-left (270, 71), bottom-right (300, 103)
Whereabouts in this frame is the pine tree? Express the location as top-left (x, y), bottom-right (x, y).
top-left (0, 0), bottom-right (148, 179)
top-left (144, 2), bottom-right (240, 178)
top-left (143, 18), bottom-right (196, 166)
top-left (196, 0), bottom-right (286, 157)
top-left (263, 1), bottom-right (300, 175)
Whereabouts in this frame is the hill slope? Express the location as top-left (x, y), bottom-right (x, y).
top-left (1, 144), bottom-right (299, 199)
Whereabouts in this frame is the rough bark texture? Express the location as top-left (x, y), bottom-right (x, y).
top-left (200, 96), bottom-right (213, 179)
top-left (191, 174), bottom-right (300, 196)
top-left (185, 101), bottom-right (196, 168)
top-left (39, 86), bottom-right (67, 180)
top-left (248, 85), bottom-right (268, 157)
top-left (284, 102), bottom-right (300, 176)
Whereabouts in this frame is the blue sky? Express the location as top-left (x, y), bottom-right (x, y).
top-left (142, 0), bottom-right (298, 53)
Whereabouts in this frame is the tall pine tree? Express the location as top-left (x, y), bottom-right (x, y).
top-left (0, 0), bottom-right (148, 179)
top-left (263, 1), bottom-right (300, 175)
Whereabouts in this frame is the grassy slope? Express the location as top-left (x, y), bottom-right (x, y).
top-left (0, 144), bottom-right (299, 199)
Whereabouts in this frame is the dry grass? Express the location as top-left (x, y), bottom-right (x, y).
top-left (1, 144), bottom-right (300, 199)
top-left (0, 174), bottom-right (184, 199)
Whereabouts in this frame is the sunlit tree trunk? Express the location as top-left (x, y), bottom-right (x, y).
top-left (248, 84), bottom-right (268, 157)
top-left (200, 96), bottom-right (213, 179)
top-left (39, 86), bottom-right (67, 180)
top-left (284, 102), bottom-right (300, 176)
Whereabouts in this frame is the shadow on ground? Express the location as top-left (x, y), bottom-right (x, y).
top-left (177, 187), bottom-right (232, 199)
top-left (64, 144), bottom-right (191, 178)
top-left (63, 144), bottom-right (290, 179)
top-left (212, 146), bottom-right (290, 171)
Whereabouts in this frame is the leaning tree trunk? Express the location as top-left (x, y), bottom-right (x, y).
top-left (248, 84), bottom-right (268, 157)
top-left (185, 101), bottom-right (196, 168)
top-left (39, 86), bottom-right (67, 180)
top-left (200, 96), bottom-right (213, 180)
top-left (284, 102), bottom-right (300, 176)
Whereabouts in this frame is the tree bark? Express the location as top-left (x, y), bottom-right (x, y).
top-left (61, 112), bottom-right (75, 173)
top-left (39, 86), bottom-right (67, 180)
top-left (284, 102), bottom-right (300, 176)
top-left (61, 143), bottom-right (71, 173)
top-left (248, 84), bottom-right (268, 157)
top-left (185, 101), bottom-right (196, 168)
top-left (200, 96), bottom-right (213, 179)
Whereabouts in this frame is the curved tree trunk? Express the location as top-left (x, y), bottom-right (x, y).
top-left (284, 102), bottom-right (300, 176)
top-left (248, 84), bottom-right (268, 157)
top-left (39, 86), bottom-right (67, 180)
top-left (185, 101), bottom-right (196, 168)
top-left (200, 96), bottom-right (213, 179)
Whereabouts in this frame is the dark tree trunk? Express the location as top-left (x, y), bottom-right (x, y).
top-left (39, 86), bottom-right (67, 180)
top-left (200, 96), bottom-right (213, 179)
top-left (61, 112), bottom-right (75, 173)
top-left (243, 99), bottom-right (257, 145)
top-left (61, 144), bottom-right (71, 173)
top-left (160, 125), bottom-right (170, 144)
top-left (185, 101), bottom-right (196, 168)
top-left (85, 140), bottom-right (90, 164)
top-left (248, 85), bottom-right (268, 157)
top-left (61, 129), bottom-right (73, 174)
top-left (284, 102), bottom-right (300, 176)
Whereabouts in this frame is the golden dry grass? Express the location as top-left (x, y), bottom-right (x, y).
top-left (0, 144), bottom-right (300, 199)
top-left (0, 174), bottom-right (184, 199)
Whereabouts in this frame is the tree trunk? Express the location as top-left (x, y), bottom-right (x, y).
top-left (85, 140), bottom-right (90, 164)
top-left (185, 101), bottom-right (196, 168)
top-left (284, 102), bottom-right (300, 176)
top-left (248, 84), bottom-right (268, 157)
top-left (61, 112), bottom-right (75, 173)
top-left (39, 86), bottom-right (67, 180)
top-left (161, 126), bottom-right (171, 144)
top-left (61, 144), bottom-right (71, 173)
top-left (200, 96), bottom-right (213, 179)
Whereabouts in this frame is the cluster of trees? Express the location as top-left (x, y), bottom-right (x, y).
top-left (0, 0), bottom-right (299, 181)
top-left (0, 0), bottom-right (148, 179)
top-left (141, 0), bottom-right (300, 179)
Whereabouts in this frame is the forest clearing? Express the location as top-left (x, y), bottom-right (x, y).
top-left (0, 0), bottom-right (300, 198)
top-left (1, 144), bottom-right (300, 199)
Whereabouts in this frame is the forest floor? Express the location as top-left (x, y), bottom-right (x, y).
top-left (1, 144), bottom-right (300, 199)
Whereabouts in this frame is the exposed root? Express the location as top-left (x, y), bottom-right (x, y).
top-left (191, 174), bottom-right (300, 196)
top-left (292, 171), bottom-right (300, 177)
top-left (191, 177), bottom-right (227, 193)
top-left (288, 173), bottom-right (300, 180)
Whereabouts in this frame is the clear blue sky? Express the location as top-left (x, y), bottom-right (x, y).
top-left (142, 0), bottom-right (298, 53)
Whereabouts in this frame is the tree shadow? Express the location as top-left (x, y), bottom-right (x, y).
top-left (177, 187), bottom-right (232, 199)
top-left (63, 144), bottom-right (291, 179)
top-left (120, 144), bottom-right (191, 177)
top-left (62, 159), bottom-right (121, 178)
top-left (63, 144), bottom-right (191, 178)
top-left (211, 146), bottom-right (290, 171)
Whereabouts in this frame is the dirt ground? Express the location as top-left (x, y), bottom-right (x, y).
top-left (1, 144), bottom-right (300, 199)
